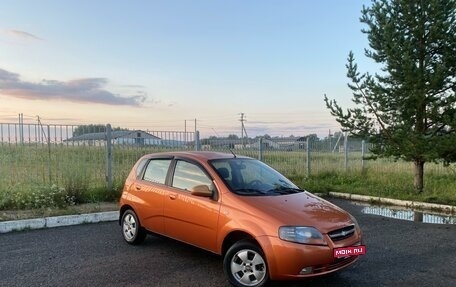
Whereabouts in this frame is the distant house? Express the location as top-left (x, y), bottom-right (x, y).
top-left (206, 137), bottom-right (305, 150)
top-left (209, 139), bottom-right (250, 149)
top-left (65, 130), bottom-right (162, 146)
top-left (249, 139), bottom-right (281, 150)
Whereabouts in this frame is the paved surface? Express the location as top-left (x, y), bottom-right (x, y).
top-left (0, 198), bottom-right (455, 287)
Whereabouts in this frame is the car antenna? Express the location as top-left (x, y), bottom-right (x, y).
top-left (229, 149), bottom-right (237, 158)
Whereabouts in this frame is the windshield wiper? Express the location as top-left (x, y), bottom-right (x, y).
top-left (233, 188), bottom-right (268, 196)
top-left (267, 187), bottom-right (304, 195)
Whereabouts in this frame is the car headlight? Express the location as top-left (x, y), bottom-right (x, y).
top-left (278, 226), bottom-right (327, 245)
top-left (349, 214), bottom-right (360, 231)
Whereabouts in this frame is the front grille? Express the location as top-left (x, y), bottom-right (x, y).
top-left (328, 225), bottom-right (355, 242)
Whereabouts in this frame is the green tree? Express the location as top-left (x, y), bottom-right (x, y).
top-left (73, 124), bottom-right (125, 136)
top-left (227, 134), bottom-right (239, 140)
top-left (324, 0), bottom-right (456, 192)
top-left (307, 133), bottom-right (319, 141)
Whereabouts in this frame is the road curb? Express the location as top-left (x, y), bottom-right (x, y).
top-left (0, 211), bottom-right (119, 234)
top-left (1, 194), bottom-right (454, 234)
top-left (327, 192), bottom-right (456, 213)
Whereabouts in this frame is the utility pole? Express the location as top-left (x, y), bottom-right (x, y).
top-left (37, 115), bottom-right (47, 143)
top-left (239, 113), bottom-right (248, 147)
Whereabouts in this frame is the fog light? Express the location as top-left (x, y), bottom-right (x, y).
top-left (299, 267), bottom-right (313, 275)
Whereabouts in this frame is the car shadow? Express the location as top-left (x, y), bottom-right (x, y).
top-left (136, 234), bottom-right (354, 287)
top-left (269, 272), bottom-right (350, 287)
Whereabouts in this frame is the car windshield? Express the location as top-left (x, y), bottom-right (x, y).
top-left (210, 158), bottom-right (303, 196)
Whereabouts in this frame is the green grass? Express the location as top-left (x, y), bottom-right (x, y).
top-left (1, 144), bottom-right (455, 210)
top-left (289, 170), bottom-right (456, 206)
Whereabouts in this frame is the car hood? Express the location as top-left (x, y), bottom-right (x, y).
top-left (236, 192), bottom-right (353, 234)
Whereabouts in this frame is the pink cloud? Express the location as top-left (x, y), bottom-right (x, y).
top-left (0, 68), bottom-right (146, 106)
top-left (5, 29), bottom-right (43, 41)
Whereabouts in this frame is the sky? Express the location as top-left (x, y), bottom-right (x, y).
top-left (0, 0), bottom-right (374, 138)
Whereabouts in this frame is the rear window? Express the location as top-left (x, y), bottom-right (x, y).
top-left (142, 159), bottom-right (171, 184)
top-left (135, 159), bottom-right (148, 178)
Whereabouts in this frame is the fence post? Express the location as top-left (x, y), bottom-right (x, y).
top-left (195, 131), bottom-right (201, 151)
top-left (344, 133), bottom-right (348, 172)
top-left (361, 140), bottom-right (365, 172)
top-left (106, 124), bottom-right (113, 192)
top-left (258, 137), bottom-right (263, 161)
top-left (47, 125), bottom-right (52, 183)
top-left (306, 137), bottom-right (310, 176)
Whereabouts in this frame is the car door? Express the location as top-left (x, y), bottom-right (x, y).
top-left (131, 158), bottom-right (172, 234)
top-left (163, 159), bottom-right (221, 252)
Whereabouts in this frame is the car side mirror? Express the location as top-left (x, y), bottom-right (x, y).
top-left (191, 184), bottom-right (213, 197)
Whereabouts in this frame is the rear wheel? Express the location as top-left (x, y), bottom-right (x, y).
top-left (223, 240), bottom-right (269, 287)
top-left (121, 209), bottom-right (146, 245)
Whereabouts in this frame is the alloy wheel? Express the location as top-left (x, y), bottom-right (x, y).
top-left (230, 249), bottom-right (267, 286)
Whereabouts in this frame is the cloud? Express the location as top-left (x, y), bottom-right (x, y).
top-left (0, 68), bottom-right (146, 106)
top-left (241, 122), bottom-right (337, 138)
top-left (4, 29), bottom-right (43, 41)
top-left (121, 84), bottom-right (146, 88)
top-left (248, 120), bottom-right (295, 125)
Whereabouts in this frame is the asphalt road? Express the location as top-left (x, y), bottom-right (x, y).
top-left (1, 198), bottom-right (455, 287)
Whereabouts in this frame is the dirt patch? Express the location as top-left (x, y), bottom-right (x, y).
top-left (0, 202), bottom-right (119, 222)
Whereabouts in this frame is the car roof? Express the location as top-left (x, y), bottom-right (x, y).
top-left (145, 151), bottom-right (251, 161)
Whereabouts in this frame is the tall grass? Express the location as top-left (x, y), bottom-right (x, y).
top-left (289, 170), bottom-right (456, 206)
top-left (1, 144), bottom-right (455, 209)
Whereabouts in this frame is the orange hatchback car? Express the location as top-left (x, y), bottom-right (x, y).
top-left (119, 151), bottom-right (363, 287)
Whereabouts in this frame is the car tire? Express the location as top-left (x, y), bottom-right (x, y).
top-left (223, 240), bottom-right (269, 287)
top-left (121, 209), bottom-right (146, 245)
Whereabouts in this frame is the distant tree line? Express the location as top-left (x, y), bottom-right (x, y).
top-left (72, 124), bottom-right (127, 137)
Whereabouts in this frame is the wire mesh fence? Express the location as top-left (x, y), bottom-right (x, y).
top-left (1, 122), bottom-right (454, 207)
top-left (0, 123), bottom-right (196, 206)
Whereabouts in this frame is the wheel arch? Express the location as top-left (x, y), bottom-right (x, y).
top-left (221, 230), bottom-right (258, 256)
top-left (119, 204), bottom-right (135, 225)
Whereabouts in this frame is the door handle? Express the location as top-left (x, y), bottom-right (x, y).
top-left (169, 193), bottom-right (177, 200)
top-left (135, 185), bottom-right (141, 191)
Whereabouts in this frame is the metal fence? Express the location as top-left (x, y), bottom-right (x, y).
top-left (0, 123), bottom-right (196, 200)
top-left (0, 122), bottom-right (454, 200)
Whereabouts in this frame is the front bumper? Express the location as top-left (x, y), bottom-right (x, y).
top-left (257, 233), bottom-right (362, 280)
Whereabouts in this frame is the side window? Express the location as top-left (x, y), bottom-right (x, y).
top-left (143, 159), bottom-right (171, 184)
top-left (172, 160), bottom-right (212, 191)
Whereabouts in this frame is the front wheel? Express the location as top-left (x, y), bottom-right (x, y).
top-left (223, 240), bottom-right (269, 287)
top-left (121, 209), bottom-right (146, 245)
